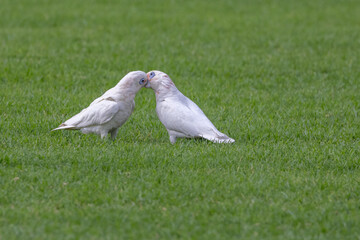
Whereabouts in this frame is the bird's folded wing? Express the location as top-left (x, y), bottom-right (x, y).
top-left (184, 98), bottom-right (233, 141)
top-left (159, 98), bottom-right (209, 137)
top-left (64, 99), bottom-right (121, 128)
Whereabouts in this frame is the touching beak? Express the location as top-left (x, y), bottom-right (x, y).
top-left (145, 73), bottom-right (151, 88)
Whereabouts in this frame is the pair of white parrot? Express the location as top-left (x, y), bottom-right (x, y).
top-left (53, 71), bottom-right (235, 144)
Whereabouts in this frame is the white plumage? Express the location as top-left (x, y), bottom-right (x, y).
top-left (146, 70), bottom-right (235, 144)
top-left (52, 71), bottom-right (148, 140)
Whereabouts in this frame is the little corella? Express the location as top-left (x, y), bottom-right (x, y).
top-left (145, 70), bottom-right (235, 144)
top-left (52, 71), bottom-right (148, 140)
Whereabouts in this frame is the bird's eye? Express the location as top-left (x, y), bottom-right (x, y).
top-left (139, 78), bottom-right (145, 85)
top-left (149, 72), bottom-right (155, 79)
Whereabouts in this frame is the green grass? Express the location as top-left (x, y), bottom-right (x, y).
top-left (1, 0), bottom-right (360, 239)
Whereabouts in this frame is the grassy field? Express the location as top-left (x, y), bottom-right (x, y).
top-left (1, 0), bottom-right (360, 239)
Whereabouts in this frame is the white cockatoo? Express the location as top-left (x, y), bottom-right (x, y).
top-left (52, 71), bottom-right (148, 140)
top-left (146, 70), bottom-right (235, 144)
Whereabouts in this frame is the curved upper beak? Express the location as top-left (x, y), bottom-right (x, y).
top-left (145, 72), bottom-right (151, 88)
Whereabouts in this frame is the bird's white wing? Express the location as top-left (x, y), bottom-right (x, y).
top-left (63, 98), bottom-right (121, 128)
top-left (88, 88), bottom-right (117, 106)
top-left (157, 94), bottom-right (216, 137)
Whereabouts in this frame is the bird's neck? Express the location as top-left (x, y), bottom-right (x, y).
top-left (154, 83), bottom-right (179, 101)
top-left (111, 83), bottom-right (138, 101)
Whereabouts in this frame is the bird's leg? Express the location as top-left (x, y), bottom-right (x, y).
top-left (110, 128), bottom-right (119, 141)
top-left (169, 135), bottom-right (177, 144)
top-left (100, 132), bottom-right (108, 140)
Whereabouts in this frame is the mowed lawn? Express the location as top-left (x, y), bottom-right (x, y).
top-left (1, 0), bottom-right (360, 239)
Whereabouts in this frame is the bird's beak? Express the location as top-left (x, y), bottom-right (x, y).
top-left (145, 73), bottom-right (151, 88)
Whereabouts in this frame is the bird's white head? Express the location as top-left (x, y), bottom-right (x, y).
top-left (145, 70), bottom-right (175, 92)
top-left (117, 71), bottom-right (148, 91)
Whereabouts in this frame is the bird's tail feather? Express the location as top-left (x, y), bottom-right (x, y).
top-left (202, 132), bottom-right (235, 143)
top-left (51, 124), bottom-right (78, 131)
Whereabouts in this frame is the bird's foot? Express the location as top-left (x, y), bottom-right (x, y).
top-left (169, 135), bottom-right (177, 144)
